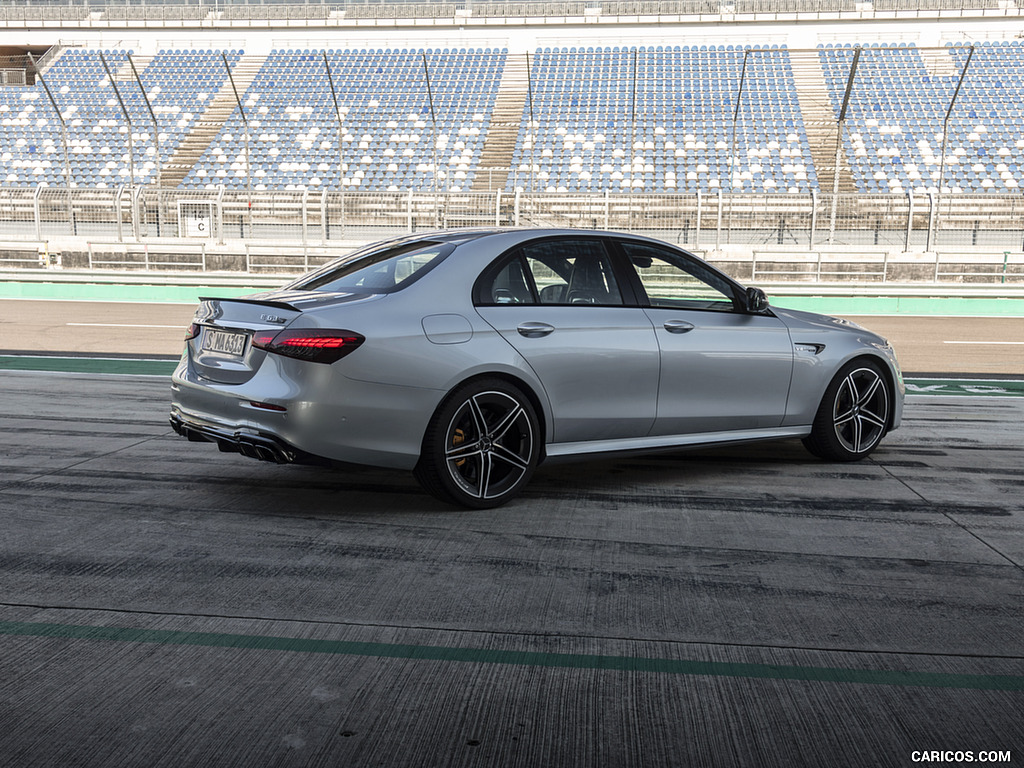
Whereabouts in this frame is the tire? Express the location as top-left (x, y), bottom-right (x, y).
top-left (803, 359), bottom-right (891, 462)
top-left (414, 378), bottom-right (540, 508)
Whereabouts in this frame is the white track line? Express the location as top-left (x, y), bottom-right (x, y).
top-left (66, 322), bottom-right (183, 329)
top-left (942, 340), bottom-right (1024, 345)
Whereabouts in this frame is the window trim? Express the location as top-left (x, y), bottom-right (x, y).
top-left (473, 235), bottom-right (642, 308)
top-left (608, 238), bottom-right (752, 314)
top-left (288, 240), bottom-right (456, 295)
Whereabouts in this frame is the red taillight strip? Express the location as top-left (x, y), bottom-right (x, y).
top-left (252, 328), bottom-right (365, 364)
top-left (276, 335), bottom-right (361, 349)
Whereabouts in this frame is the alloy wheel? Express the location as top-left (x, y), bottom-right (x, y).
top-left (443, 390), bottom-right (534, 501)
top-left (832, 366), bottom-right (890, 454)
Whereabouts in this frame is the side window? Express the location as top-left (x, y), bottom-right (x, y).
top-left (485, 256), bottom-right (536, 305)
top-left (521, 239), bottom-right (623, 306)
top-left (621, 242), bottom-right (738, 312)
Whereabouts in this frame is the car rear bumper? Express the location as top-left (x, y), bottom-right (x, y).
top-left (170, 352), bottom-right (445, 470)
top-left (169, 410), bottom-right (321, 465)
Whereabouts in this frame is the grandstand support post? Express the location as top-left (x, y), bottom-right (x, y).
top-left (115, 186), bottom-right (124, 243)
top-left (128, 54), bottom-right (161, 234)
top-left (926, 192), bottom-right (937, 253)
top-left (514, 189), bottom-right (521, 227)
top-left (33, 186), bottom-right (43, 241)
top-left (301, 189), bottom-right (309, 246)
top-left (421, 51), bottom-right (442, 223)
top-left (525, 52), bottom-right (536, 201)
top-left (809, 189), bottom-right (818, 249)
top-left (99, 53), bottom-right (135, 191)
top-left (28, 52), bottom-right (74, 232)
top-left (216, 186), bottom-right (225, 246)
top-left (695, 191), bottom-right (702, 250)
top-left (628, 49), bottom-right (638, 231)
top-left (937, 45), bottom-right (975, 240)
top-left (132, 186), bottom-right (143, 241)
top-left (905, 191), bottom-right (915, 253)
top-left (320, 190), bottom-right (329, 244)
top-left (222, 53), bottom-right (252, 237)
top-left (495, 191), bottom-right (502, 228)
top-left (716, 190), bottom-right (723, 250)
top-left (829, 46), bottom-right (862, 246)
top-left (322, 51), bottom-right (344, 214)
top-left (730, 49), bottom-right (752, 237)
top-left (827, 131), bottom-right (843, 245)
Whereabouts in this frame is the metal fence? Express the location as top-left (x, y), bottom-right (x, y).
top-left (4, 187), bottom-right (1020, 282)
top-left (3, 185), bottom-right (1023, 251)
top-left (0, 0), bottom-right (1014, 18)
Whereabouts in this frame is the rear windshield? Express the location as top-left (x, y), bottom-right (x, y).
top-left (289, 240), bottom-right (454, 294)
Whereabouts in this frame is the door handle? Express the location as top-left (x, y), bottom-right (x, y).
top-left (517, 322), bottom-right (555, 338)
top-left (663, 320), bottom-right (695, 334)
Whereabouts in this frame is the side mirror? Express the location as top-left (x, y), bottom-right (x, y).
top-left (745, 287), bottom-right (770, 314)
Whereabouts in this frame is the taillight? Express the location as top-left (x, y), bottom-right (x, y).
top-left (251, 328), bottom-right (365, 364)
top-left (185, 323), bottom-right (200, 341)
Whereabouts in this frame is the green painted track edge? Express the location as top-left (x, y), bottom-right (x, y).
top-left (1, 620), bottom-right (1020, 691)
top-left (2, 280), bottom-right (1024, 315)
top-left (0, 355), bottom-right (178, 376)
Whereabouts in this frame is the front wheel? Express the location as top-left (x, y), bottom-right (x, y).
top-left (803, 359), bottom-right (891, 462)
top-left (415, 378), bottom-right (540, 508)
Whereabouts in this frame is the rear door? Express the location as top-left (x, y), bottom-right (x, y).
top-left (474, 237), bottom-right (660, 444)
top-left (616, 239), bottom-right (794, 436)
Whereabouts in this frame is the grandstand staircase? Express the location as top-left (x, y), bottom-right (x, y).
top-left (791, 54), bottom-right (856, 195)
top-left (160, 54), bottom-right (264, 189)
top-left (115, 55), bottom-right (153, 81)
top-left (472, 54), bottom-right (530, 193)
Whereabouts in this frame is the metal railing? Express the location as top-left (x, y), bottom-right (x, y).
top-left (2, 185), bottom-right (1021, 281)
top-left (0, 0), bottom-right (1016, 21)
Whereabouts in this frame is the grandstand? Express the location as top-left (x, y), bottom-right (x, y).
top-left (0, 0), bottom-right (1023, 266)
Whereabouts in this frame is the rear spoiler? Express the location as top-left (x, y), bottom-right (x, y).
top-left (198, 297), bottom-right (302, 312)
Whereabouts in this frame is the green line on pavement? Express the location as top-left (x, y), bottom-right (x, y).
top-left (904, 378), bottom-right (1024, 397)
top-left (0, 355), bottom-right (177, 376)
top-left (767, 294), bottom-right (1024, 317)
top-left (1, 620), bottom-right (1019, 691)
top-left (3, 280), bottom-right (1024, 316)
top-left (0, 281), bottom-right (261, 304)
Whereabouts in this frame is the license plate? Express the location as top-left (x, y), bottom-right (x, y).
top-left (202, 329), bottom-right (247, 357)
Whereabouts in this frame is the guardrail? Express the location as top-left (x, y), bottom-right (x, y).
top-left (84, 241), bottom-right (208, 271)
top-left (2, 187), bottom-right (1022, 282)
top-left (2, 238), bottom-right (1020, 283)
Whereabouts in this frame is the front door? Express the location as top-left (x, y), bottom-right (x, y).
top-left (475, 237), bottom-right (660, 444)
top-left (618, 240), bottom-right (794, 436)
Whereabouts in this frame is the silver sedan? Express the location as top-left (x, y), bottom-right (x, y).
top-left (170, 229), bottom-right (904, 507)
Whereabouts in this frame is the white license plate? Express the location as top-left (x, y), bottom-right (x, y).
top-left (202, 329), bottom-right (247, 357)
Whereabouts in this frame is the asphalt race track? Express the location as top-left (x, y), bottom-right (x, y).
top-left (0, 299), bottom-right (1022, 766)
top-left (2, 297), bottom-right (1023, 374)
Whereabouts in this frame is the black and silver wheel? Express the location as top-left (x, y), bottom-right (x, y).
top-left (415, 378), bottom-right (540, 508)
top-left (803, 359), bottom-right (891, 462)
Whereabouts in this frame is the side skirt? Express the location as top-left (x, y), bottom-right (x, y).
top-left (543, 425), bottom-right (812, 463)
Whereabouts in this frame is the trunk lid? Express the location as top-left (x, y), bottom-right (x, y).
top-left (188, 291), bottom-right (372, 384)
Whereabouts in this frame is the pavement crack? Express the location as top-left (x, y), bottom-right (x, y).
top-left (876, 460), bottom-right (1024, 574)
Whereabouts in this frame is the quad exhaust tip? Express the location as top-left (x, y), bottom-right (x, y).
top-left (170, 414), bottom-right (297, 464)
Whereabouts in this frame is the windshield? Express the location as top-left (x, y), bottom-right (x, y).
top-left (290, 240), bottom-right (454, 294)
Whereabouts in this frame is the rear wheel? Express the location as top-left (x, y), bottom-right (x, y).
top-left (415, 378), bottom-right (540, 508)
top-left (803, 359), bottom-right (891, 462)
